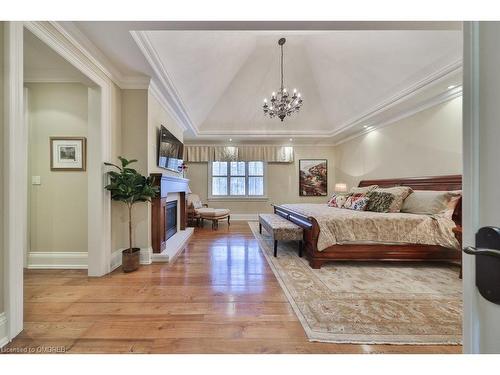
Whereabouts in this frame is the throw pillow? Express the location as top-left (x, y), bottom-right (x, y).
top-left (344, 193), bottom-right (369, 211)
top-left (401, 190), bottom-right (462, 219)
top-left (327, 192), bottom-right (352, 208)
top-left (370, 186), bottom-right (413, 213)
top-left (366, 191), bottom-right (395, 213)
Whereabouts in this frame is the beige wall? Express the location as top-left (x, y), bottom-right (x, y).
top-left (114, 89), bottom-right (149, 250)
top-left (26, 83), bottom-right (89, 253)
top-left (0, 22), bottom-right (4, 312)
top-left (334, 97), bottom-right (462, 190)
top-left (109, 83), bottom-right (124, 253)
top-left (186, 98), bottom-right (462, 215)
top-left (186, 145), bottom-right (336, 214)
top-left (111, 90), bottom-right (186, 251)
top-left (147, 91), bottom-right (184, 175)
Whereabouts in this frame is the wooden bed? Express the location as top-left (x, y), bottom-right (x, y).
top-left (273, 175), bottom-right (462, 269)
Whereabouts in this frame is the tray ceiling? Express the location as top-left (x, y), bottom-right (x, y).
top-left (68, 22), bottom-right (462, 143)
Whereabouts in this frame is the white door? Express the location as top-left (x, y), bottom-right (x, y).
top-left (463, 21), bottom-right (500, 353)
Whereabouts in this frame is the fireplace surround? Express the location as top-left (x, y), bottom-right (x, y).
top-left (150, 173), bottom-right (190, 254)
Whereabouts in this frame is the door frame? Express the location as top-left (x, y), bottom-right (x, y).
top-left (3, 21), bottom-right (115, 343)
top-left (462, 21), bottom-right (481, 354)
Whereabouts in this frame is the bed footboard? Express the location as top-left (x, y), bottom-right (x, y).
top-left (272, 204), bottom-right (320, 263)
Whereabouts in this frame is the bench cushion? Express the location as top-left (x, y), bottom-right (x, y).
top-left (198, 208), bottom-right (230, 218)
top-left (259, 213), bottom-right (303, 241)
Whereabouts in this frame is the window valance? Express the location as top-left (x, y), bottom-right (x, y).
top-left (184, 145), bottom-right (212, 162)
top-left (183, 145), bottom-right (294, 163)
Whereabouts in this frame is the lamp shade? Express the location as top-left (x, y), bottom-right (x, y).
top-left (334, 183), bottom-right (347, 192)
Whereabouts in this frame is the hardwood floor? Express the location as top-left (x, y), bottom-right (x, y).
top-left (4, 222), bottom-right (461, 353)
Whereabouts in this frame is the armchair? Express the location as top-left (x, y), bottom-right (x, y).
top-left (186, 193), bottom-right (231, 230)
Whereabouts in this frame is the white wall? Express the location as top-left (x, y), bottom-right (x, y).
top-left (186, 145), bottom-right (336, 215)
top-left (26, 83), bottom-right (88, 253)
top-left (334, 97), bottom-right (462, 189)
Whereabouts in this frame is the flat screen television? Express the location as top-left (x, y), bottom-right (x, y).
top-left (158, 125), bottom-right (184, 172)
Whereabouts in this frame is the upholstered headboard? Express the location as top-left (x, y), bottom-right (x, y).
top-left (358, 175), bottom-right (462, 226)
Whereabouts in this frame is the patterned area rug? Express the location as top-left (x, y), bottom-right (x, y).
top-left (249, 222), bottom-right (462, 345)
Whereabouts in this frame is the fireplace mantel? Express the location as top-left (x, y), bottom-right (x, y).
top-left (150, 173), bottom-right (190, 197)
top-left (150, 173), bottom-right (190, 254)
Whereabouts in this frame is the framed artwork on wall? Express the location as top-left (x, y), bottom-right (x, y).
top-left (50, 137), bottom-right (87, 171)
top-left (299, 159), bottom-right (327, 196)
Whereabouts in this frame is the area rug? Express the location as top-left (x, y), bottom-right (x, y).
top-left (249, 222), bottom-right (462, 345)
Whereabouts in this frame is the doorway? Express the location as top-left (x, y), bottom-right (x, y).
top-left (3, 21), bottom-right (113, 342)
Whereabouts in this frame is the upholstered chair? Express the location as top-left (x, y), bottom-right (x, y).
top-left (186, 193), bottom-right (231, 230)
top-left (186, 194), bottom-right (208, 226)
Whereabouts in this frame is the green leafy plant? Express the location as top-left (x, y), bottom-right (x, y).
top-left (104, 157), bottom-right (159, 254)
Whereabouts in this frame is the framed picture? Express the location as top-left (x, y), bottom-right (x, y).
top-left (50, 137), bottom-right (87, 171)
top-left (299, 159), bottom-right (327, 196)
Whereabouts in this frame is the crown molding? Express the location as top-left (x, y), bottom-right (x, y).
top-left (48, 21), bottom-right (150, 89)
top-left (131, 30), bottom-right (198, 135)
top-left (328, 59), bottom-right (463, 138)
top-left (149, 79), bottom-right (187, 131)
top-left (24, 77), bottom-right (84, 84)
top-left (333, 85), bottom-right (463, 146)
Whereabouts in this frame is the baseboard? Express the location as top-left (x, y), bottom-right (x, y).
top-left (110, 247), bottom-right (152, 271)
top-left (0, 312), bottom-right (9, 349)
top-left (231, 214), bottom-right (258, 221)
top-left (27, 251), bottom-right (88, 269)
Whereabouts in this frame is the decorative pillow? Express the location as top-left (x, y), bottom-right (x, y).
top-left (365, 191), bottom-right (395, 213)
top-left (401, 190), bottom-right (462, 219)
top-left (350, 184), bottom-right (378, 194)
top-left (369, 186), bottom-right (413, 213)
top-left (343, 193), bottom-right (369, 211)
top-left (327, 192), bottom-right (352, 208)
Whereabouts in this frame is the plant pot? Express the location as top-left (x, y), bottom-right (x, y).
top-left (122, 247), bottom-right (140, 273)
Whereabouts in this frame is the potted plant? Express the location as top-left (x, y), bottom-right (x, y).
top-left (104, 157), bottom-right (159, 272)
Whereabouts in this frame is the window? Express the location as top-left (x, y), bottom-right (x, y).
top-left (210, 161), bottom-right (266, 198)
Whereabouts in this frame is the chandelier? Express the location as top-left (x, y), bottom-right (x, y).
top-left (263, 38), bottom-right (303, 122)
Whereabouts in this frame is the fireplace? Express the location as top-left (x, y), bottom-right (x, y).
top-left (165, 200), bottom-right (177, 240)
top-left (151, 174), bottom-right (189, 254)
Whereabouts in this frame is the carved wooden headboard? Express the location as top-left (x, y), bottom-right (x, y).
top-left (358, 175), bottom-right (462, 226)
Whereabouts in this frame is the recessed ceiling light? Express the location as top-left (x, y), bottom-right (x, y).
top-left (229, 138), bottom-right (232, 142)
top-left (289, 138), bottom-right (293, 142)
top-left (363, 125), bottom-right (368, 129)
top-left (448, 85), bottom-right (456, 90)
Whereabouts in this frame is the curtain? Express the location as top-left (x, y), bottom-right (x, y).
top-left (184, 145), bottom-right (293, 163)
top-left (213, 146), bottom-right (238, 161)
top-left (239, 145), bottom-right (293, 162)
top-left (184, 145), bottom-right (211, 162)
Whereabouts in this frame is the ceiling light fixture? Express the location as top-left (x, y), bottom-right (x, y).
top-left (263, 38), bottom-right (303, 122)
